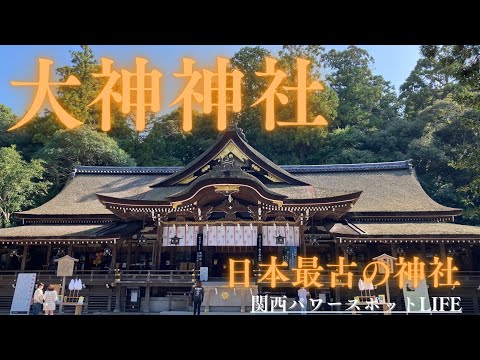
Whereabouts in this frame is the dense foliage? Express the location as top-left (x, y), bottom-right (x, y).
top-left (1, 45), bottom-right (479, 226)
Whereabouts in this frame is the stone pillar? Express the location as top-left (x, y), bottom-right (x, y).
top-left (144, 285), bottom-right (150, 313)
top-left (204, 288), bottom-right (211, 313)
top-left (240, 289), bottom-right (246, 313)
top-left (114, 285), bottom-right (121, 312)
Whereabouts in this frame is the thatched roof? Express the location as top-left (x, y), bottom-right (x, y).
top-left (0, 222), bottom-right (142, 241)
top-left (351, 222), bottom-right (480, 237)
top-left (17, 159), bottom-right (459, 219)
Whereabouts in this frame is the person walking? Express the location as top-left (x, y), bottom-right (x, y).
top-left (32, 283), bottom-right (44, 315)
top-left (191, 280), bottom-right (204, 315)
top-left (297, 285), bottom-right (310, 315)
top-left (43, 284), bottom-right (59, 315)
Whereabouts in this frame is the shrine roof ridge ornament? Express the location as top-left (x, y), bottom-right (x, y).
top-left (73, 160), bottom-right (413, 175)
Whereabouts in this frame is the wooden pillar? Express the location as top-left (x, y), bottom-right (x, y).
top-left (134, 242), bottom-right (140, 265)
top-left (366, 244), bottom-right (372, 263)
top-left (67, 243), bottom-right (73, 256)
top-left (300, 215), bottom-right (306, 258)
top-left (473, 290), bottom-right (479, 314)
top-left (126, 241), bottom-right (132, 270)
top-left (465, 246), bottom-right (473, 271)
top-left (334, 241), bottom-right (341, 305)
top-left (196, 224), bottom-right (203, 270)
top-left (390, 242), bottom-right (397, 257)
top-left (46, 243), bottom-right (52, 269)
top-left (439, 242), bottom-right (447, 262)
top-left (110, 241), bottom-right (118, 271)
top-left (155, 224), bottom-right (163, 270)
top-left (20, 244), bottom-right (29, 271)
top-left (151, 243), bottom-right (156, 270)
top-left (420, 242), bottom-right (426, 260)
top-left (341, 246), bottom-right (349, 263)
top-left (256, 224), bottom-right (262, 271)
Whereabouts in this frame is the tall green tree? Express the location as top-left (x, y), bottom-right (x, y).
top-left (0, 146), bottom-right (50, 227)
top-left (36, 126), bottom-right (136, 194)
top-left (55, 45), bottom-right (102, 127)
top-left (0, 105), bottom-right (17, 148)
top-left (418, 45), bottom-right (480, 223)
top-left (399, 56), bottom-right (458, 118)
top-left (230, 45), bottom-right (339, 164)
top-left (325, 46), bottom-right (400, 130)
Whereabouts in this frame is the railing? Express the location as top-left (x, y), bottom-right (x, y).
top-left (0, 269), bottom-right (198, 286)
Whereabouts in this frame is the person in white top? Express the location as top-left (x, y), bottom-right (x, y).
top-left (43, 284), bottom-right (59, 315)
top-left (32, 283), bottom-right (44, 315)
top-left (297, 286), bottom-right (310, 314)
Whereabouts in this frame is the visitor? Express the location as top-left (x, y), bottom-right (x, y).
top-left (297, 285), bottom-right (310, 315)
top-left (43, 284), bottom-right (59, 315)
top-left (191, 280), bottom-right (204, 315)
top-left (32, 283), bottom-right (44, 315)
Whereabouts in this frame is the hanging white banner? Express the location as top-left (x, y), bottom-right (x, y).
top-left (262, 225), bottom-right (300, 246)
top-left (205, 225), bottom-right (258, 246)
top-left (162, 224), bottom-right (298, 246)
top-left (162, 225), bottom-right (199, 246)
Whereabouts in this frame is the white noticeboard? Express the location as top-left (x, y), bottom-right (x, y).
top-left (403, 279), bottom-right (430, 312)
top-left (200, 267), bottom-right (208, 282)
top-left (10, 273), bottom-right (37, 315)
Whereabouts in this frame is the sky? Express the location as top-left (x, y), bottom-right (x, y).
top-left (0, 45), bottom-right (421, 117)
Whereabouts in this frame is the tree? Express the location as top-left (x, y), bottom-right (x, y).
top-left (229, 45), bottom-right (338, 164)
top-left (36, 126), bottom-right (136, 193)
top-left (325, 46), bottom-right (400, 130)
top-left (0, 146), bottom-right (50, 227)
top-left (419, 45), bottom-right (480, 223)
top-left (55, 45), bottom-right (102, 127)
top-left (406, 99), bottom-right (479, 223)
top-left (399, 56), bottom-right (458, 118)
top-left (0, 105), bottom-right (18, 148)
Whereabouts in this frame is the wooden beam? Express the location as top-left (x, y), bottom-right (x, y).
top-left (20, 244), bottom-right (29, 271)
